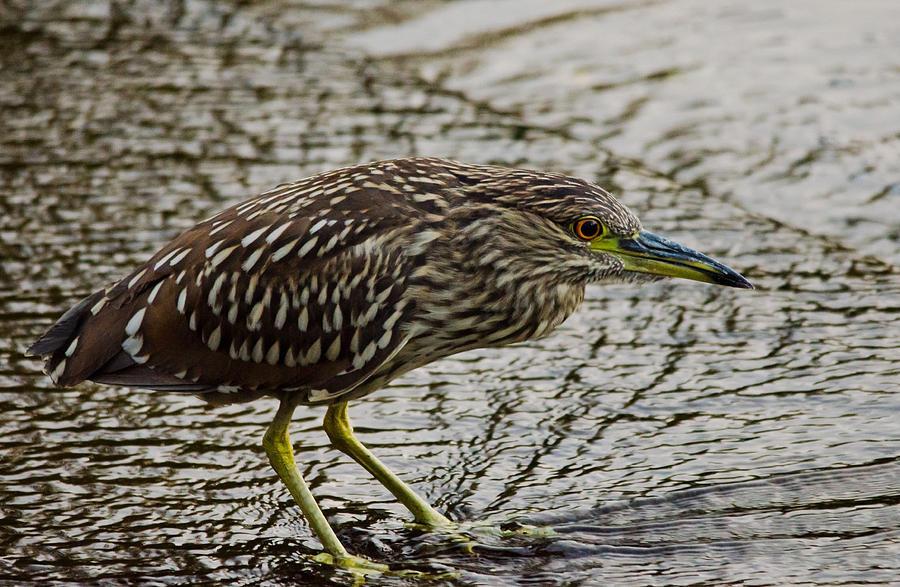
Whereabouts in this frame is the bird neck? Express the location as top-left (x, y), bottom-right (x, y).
top-left (407, 239), bottom-right (587, 350)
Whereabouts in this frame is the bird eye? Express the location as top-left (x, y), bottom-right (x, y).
top-left (572, 217), bottom-right (605, 241)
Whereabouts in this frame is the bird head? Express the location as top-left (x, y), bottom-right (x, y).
top-left (448, 164), bottom-right (753, 290)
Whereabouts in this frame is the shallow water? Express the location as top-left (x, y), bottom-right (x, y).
top-left (2, 1), bottom-right (898, 585)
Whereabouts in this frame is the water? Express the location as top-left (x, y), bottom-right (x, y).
top-left (2, 1), bottom-right (898, 584)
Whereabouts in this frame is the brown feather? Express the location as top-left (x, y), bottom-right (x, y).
top-left (30, 157), bottom-right (649, 405)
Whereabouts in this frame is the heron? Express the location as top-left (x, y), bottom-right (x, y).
top-left (28, 157), bottom-right (752, 569)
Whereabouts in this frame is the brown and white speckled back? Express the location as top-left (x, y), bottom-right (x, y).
top-left (29, 158), bottom-right (642, 405)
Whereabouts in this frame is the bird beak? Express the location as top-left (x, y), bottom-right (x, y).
top-left (593, 231), bottom-right (754, 289)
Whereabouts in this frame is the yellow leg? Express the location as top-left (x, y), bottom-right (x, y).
top-left (323, 401), bottom-right (454, 529)
top-left (263, 393), bottom-right (387, 573)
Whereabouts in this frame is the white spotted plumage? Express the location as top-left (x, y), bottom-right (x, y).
top-left (210, 245), bottom-right (239, 268)
top-left (241, 247), bottom-right (266, 271)
top-left (305, 340), bottom-right (321, 365)
top-left (271, 238), bottom-right (299, 262)
top-left (32, 157), bottom-right (654, 408)
top-left (206, 325), bottom-right (222, 352)
top-left (169, 249), bottom-right (190, 266)
top-left (125, 308), bottom-right (146, 336)
top-left (128, 269), bottom-right (147, 289)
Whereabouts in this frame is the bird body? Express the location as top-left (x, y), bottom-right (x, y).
top-left (29, 157), bottom-right (751, 568)
top-left (31, 158), bottom-right (647, 405)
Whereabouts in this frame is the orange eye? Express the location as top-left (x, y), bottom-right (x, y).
top-left (573, 217), bottom-right (605, 241)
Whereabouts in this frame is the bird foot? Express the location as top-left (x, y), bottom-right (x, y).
top-left (313, 552), bottom-right (389, 575)
top-left (313, 552), bottom-right (459, 582)
top-left (402, 518), bottom-right (458, 533)
top-left (402, 520), bottom-right (478, 553)
top-left (497, 521), bottom-right (557, 538)
top-left (404, 519), bottom-right (556, 554)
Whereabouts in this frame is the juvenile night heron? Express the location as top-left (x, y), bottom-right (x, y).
top-left (29, 157), bottom-right (752, 567)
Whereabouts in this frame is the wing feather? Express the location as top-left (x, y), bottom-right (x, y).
top-left (100, 180), bottom-right (424, 403)
top-left (30, 158), bottom-right (457, 404)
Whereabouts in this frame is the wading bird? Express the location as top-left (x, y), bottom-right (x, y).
top-left (29, 158), bottom-right (752, 569)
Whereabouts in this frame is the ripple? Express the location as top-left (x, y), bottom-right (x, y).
top-left (2, 0), bottom-right (899, 584)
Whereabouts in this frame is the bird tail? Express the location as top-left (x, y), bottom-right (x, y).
top-left (27, 285), bottom-right (130, 387)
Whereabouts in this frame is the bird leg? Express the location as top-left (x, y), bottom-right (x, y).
top-left (263, 392), bottom-right (387, 572)
top-left (323, 401), bottom-right (454, 529)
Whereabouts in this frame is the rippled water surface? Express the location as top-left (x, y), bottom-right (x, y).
top-left (2, 1), bottom-right (899, 585)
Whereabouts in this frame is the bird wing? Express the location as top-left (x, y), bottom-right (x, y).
top-left (31, 171), bottom-right (436, 404)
